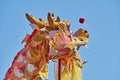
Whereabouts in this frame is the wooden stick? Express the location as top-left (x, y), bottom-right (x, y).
top-left (58, 59), bottom-right (61, 80)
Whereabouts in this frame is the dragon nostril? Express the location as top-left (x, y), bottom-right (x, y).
top-left (87, 35), bottom-right (89, 38)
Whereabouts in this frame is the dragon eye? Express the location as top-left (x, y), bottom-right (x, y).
top-left (80, 39), bottom-right (83, 41)
top-left (84, 30), bottom-right (88, 33)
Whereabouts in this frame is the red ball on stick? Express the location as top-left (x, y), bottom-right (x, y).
top-left (79, 18), bottom-right (85, 24)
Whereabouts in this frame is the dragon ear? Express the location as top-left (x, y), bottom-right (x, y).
top-left (55, 16), bottom-right (60, 22)
top-left (26, 13), bottom-right (38, 25)
top-left (52, 13), bottom-right (54, 17)
top-left (26, 13), bottom-right (46, 29)
top-left (47, 13), bottom-right (61, 30)
top-left (47, 13), bottom-right (54, 27)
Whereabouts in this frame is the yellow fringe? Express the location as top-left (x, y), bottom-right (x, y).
top-left (71, 61), bottom-right (82, 80)
top-left (39, 65), bottom-right (48, 79)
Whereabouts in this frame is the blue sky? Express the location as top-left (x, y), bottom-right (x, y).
top-left (0, 0), bottom-right (120, 80)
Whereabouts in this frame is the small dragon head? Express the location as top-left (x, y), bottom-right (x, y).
top-left (73, 28), bottom-right (89, 48)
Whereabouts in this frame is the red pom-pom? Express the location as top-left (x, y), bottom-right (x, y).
top-left (79, 18), bottom-right (85, 24)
